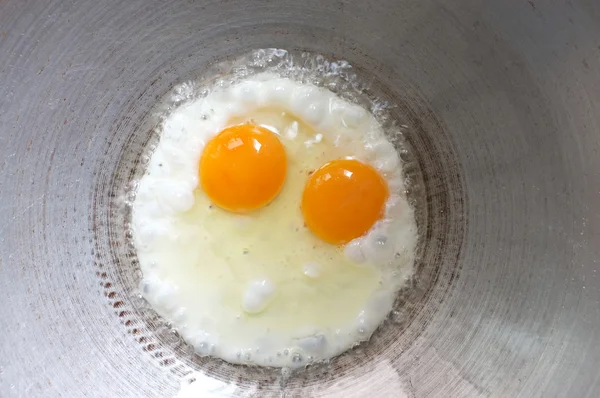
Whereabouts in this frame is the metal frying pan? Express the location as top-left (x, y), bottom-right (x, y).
top-left (1, 0), bottom-right (599, 396)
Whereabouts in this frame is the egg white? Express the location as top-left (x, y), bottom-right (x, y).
top-left (132, 73), bottom-right (417, 367)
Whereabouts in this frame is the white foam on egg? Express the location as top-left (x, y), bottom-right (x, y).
top-left (132, 72), bottom-right (418, 368)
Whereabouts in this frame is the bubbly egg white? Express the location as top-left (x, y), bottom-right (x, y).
top-left (132, 73), bottom-right (417, 367)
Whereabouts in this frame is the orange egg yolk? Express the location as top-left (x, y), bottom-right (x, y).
top-left (199, 124), bottom-right (287, 213)
top-left (301, 159), bottom-right (389, 245)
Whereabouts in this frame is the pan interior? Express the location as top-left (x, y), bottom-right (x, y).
top-left (4, 1), bottom-right (597, 396)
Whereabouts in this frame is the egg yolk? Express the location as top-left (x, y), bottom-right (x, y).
top-left (199, 124), bottom-right (287, 213)
top-left (301, 159), bottom-right (389, 245)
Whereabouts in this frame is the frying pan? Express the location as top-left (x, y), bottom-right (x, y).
top-left (1, 0), bottom-right (599, 397)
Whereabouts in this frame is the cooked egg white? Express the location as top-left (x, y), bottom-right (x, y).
top-left (132, 73), bottom-right (417, 367)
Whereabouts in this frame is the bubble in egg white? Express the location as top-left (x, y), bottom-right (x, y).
top-left (172, 307), bottom-right (188, 324)
top-left (344, 239), bottom-right (367, 264)
top-left (134, 216), bottom-right (171, 245)
top-left (235, 80), bottom-right (267, 106)
top-left (305, 102), bottom-right (326, 125)
top-left (242, 278), bottom-right (276, 314)
top-left (151, 279), bottom-right (178, 311)
top-left (269, 81), bottom-right (294, 104)
top-left (361, 224), bottom-right (397, 265)
top-left (387, 177), bottom-right (405, 194)
top-left (298, 334), bottom-right (327, 355)
top-left (384, 195), bottom-right (404, 218)
top-left (290, 86), bottom-right (320, 117)
top-left (156, 180), bottom-right (195, 213)
top-left (304, 133), bottom-right (323, 147)
top-left (302, 262), bottom-right (323, 278)
top-left (283, 120), bottom-right (299, 140)
top-left (340, 105), bottom-right (367, 128)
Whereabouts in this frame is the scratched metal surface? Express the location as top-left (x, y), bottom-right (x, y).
top-left (1, 0), bottom-right (600, 397)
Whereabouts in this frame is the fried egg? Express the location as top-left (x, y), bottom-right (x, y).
top-left (132, 72), bottom-right (417, 367)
